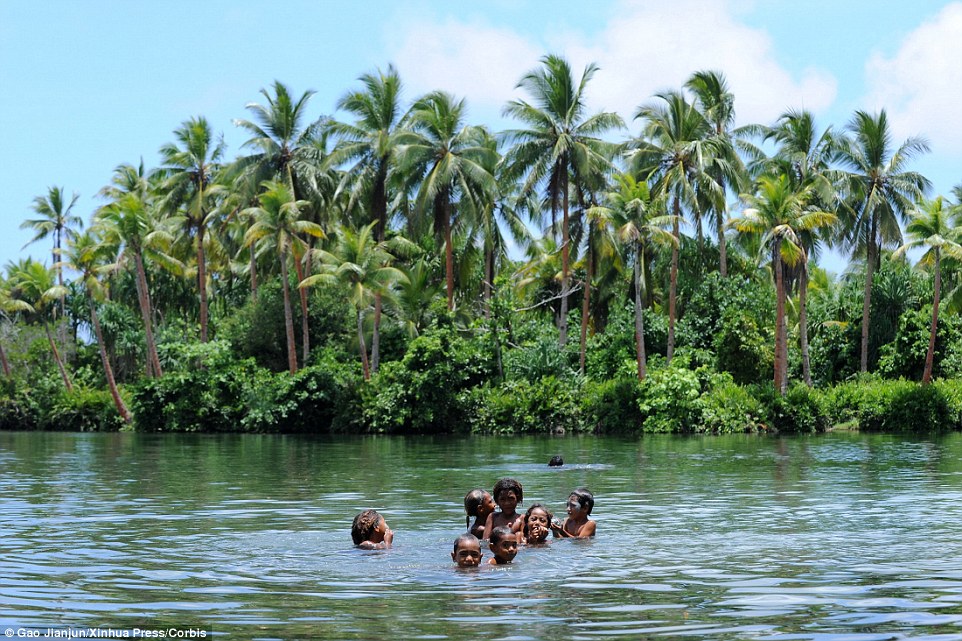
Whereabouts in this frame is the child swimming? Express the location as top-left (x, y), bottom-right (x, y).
top-left (550, 488), bottom-right (596, 538)
top-left (521, 503), bottom-right (553, 545)
top-left (483, 478), bottom-right (524, 541)
top-left (351, 509), bottom-right (394, 549)
top-left (487, 526), bottom-right (519, 565)
top-left (451, 533), bottom-right (483, 568)
top-left (463, 488), bottom-right (496, 539)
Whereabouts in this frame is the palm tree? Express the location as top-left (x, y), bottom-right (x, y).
top-left (64, 231), bottom-right (132, 422)
top-left (503, 54), bottom-right (623, 347)
top-left (836, 110), bottom-right (930, 373)
top-left (733, 174), bottom-right (836, 394)
top-left (22, 186), bottom-right (83, 317)
top-left (94, 190), bottom-right (177, 379)
top-left (326, 65), bottom-right (406, 373)
top-left (399, 91), bottom-right (496, 310)
top-left (685, 70), bottom-right (747, 277)
top-left (243, 181), bottom-right (323, 374)
top-left (300, 222), bottom-right (405, 380)
top-left (763, 109), bottom-right (841, 385)
top-left (6, 259), bottom-right (72, 391)
top-left (603, 174), bottom-right (675, 380)
top-left (157, 116), bottom-right (226, 343)
top-left (630, 90), bottom-right (717, 362)
top-left (893, 196), bottom-right (962, 383)
top-left (235, 81), bottom-right (322, 363)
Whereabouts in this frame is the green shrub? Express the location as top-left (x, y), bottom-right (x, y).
top-left (764, 383), bottom-right (830, 433)
top-left (827, 378), bottom-right (962, 433)
top-left (636, 366), bottom-right (704, 433)
top-left (40, 386), bottom-right (127, 432)
top-left (700, 379), bottom-right (765, 433)
top-left (580, 377), bottom-right (644, 433)
top-left (465, 376), bottom-right (582, 435)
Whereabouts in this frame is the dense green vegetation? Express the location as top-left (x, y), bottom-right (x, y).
top-left (4, 58), bottom-right (962, 435)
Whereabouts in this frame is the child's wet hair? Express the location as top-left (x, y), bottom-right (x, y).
top-left (464, 488), bottom-right (485, 529)
top-left (489, 525), bottom-right (514, 546)
top-left (351, 509), bottom-right (382, 545)
top-left (523, 503), bottom-right (553, 539)
top-left (492, 478), bottom-right (523, 504)
top-left (569, 488), bottom-right (594, 515)
top-left (453, 532), bottom-right (479, 553)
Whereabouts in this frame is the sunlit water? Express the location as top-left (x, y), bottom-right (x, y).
top-left (2, 432), bottom-right (962, 639)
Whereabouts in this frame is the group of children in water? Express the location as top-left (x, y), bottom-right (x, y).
top-left (351, 478), bottom-right (595, 568)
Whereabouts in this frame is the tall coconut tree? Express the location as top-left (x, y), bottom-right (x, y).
top-left (630, 90), bottom-right (717, 362)
top-left (685, 70), bottom-right (748, 277)
top-left (22, 186), bottom-right (83, 318)
top-left (94, 189), bottom-right (178, 379)
top-left (243, 181), bottom-right (323, 374)
top-left (6, 259), bottom-right (72, 391)
top-left (763, 109), bottom-right (841, 385)
top-left (398, 91), bottom-right (496, 310)
top-left (64, 231), bottom-right (132, 422)
top-left (733, 174), bottom-right (836, 394)
top-left (601, 174), bottom-right (675, 380)
top-left (893, 196), bottom-right (962, 383)
top-left (300, 222), bottom-right (405, 380)
top-left (836, 110), bottom-right (930, 373)
top-left (326, 65), bottom-right (406, 373)
top-left (503, 54), bottom-right (623, 347)
top-left (157, 116), bottom-right (226, 343)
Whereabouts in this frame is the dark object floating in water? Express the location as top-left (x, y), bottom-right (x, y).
top-left (548, 455), bottom-right (564, 467)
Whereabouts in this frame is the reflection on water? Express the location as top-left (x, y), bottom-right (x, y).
top-left (2, 432), bottom-right (962, 639)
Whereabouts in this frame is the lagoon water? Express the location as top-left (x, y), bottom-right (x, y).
top-left (2, 431), bottom-right (962, 639)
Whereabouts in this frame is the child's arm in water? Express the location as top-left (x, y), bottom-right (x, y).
top-left (358, 526), bottom-right (394, 549)
top-left (550, 517), bottom-right (595, 538)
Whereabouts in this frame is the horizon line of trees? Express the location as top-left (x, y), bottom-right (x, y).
top-left (5, 54), bottom-right (962, 427)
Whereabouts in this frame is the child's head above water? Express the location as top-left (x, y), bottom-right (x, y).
top-left (492, 478), bottom-right (523, 509)
top-left (488, 526), bottom-right (519, 564)
top-left (568, 488), bottom-right (594, 516)
top-left (451, 533), bottom-right (483, 567)
top-left (464, 489), bottom-right (496, 525)
top-left (523, 503), bottom-right (553, 543)
top-left (351, 509), bottom-right (388, 546)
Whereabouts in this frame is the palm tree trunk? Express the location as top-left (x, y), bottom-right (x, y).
top-left (635, 245), bottom-right (647, 381)
top-left (923, 250), bottom-right (941, 384)
top-left (860, 212), bottom-right (877, 373)
top-left (44, 321), bottom-right (73, 392)
top-left (134, 252), bottom-right (162, 378)
top-left (357, 309), bottom-right (371, 380)
top-left (198, 222), bottom-right (209, 343)
top-left (579, 239), bottom-right (592, 375)
top-left (774, 249), bottom-right (787, 395)
top-left (444, 197), bottom-right (455, 311)
top-left (668, 197), bottom-right (681, 363)
top-left (371, 293), bottom-right (382, 374)
top-left (717, 205), bottom-right (728, 278)
top-left (89, 298), bottom-right (131, 423)
top-left (249, 248), bottom-right (258, 301)
top-left (0, 341), bottom-right (10, 378)
top-left (559, 173), bottom-right (570, 347)
top-left (799, 257), bottom-right (812, 387)
top-left (483, 245), bottom-right (493, 321)
top-left (292, 253), bottom-right (310, 365)
top-left (279, 250), bottom-right (298, 374)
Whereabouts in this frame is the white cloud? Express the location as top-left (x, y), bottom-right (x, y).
top-left (864, 2), bottom-right (962, 153)
top-left (387, 0), bottom-right (837, 129)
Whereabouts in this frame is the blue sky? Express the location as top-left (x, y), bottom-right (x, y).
top-left (2, 0), bottom-right (961, 274)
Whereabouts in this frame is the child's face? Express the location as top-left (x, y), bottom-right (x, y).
top-left (452, 539), bottom-right (483, 567)
top-left (496, 489), bottom-right (519, 514)
top-left (566, 496), bottom-right (587, 520)
top-left (370, 516), bottom-right (388, 543)
top-left (490, 536), bottom-right (518, 563)
top-left (479, 492), bottom-right (497, 518)
top-left (526, 508), bottom-right (550, 542)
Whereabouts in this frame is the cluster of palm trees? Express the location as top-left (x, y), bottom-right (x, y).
top-left (5, 54), bottom-right (961, 427)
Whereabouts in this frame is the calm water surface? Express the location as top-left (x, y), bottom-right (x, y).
top-left (2, 432), bottom-right (962, 640)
